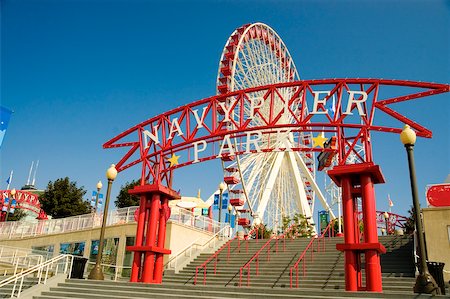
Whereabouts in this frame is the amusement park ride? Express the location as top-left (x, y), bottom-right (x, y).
top-left (103, 23), bottom-right (449, 291)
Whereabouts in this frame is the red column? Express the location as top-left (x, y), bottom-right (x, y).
top-left (361, 174), bottom-right (383, 292)
top-left (130, 194), bottom-right (147, 282)
top-left (141, 193), bottom-right (161, 283)
top-left (330, 163), bottom-right (386, 293)
top-left (154, 196), bottom-right (169, 283)
top-left (341, 176), bottom-right (358, 291)
top-left (127, 184), bottom-right (180, 284)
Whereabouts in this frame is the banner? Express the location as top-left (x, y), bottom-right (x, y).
top-left (225, 213), bottom-right (236, 228)
top-left (318, 210), bottom-right (329, 234)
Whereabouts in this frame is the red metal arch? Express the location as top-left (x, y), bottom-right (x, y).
top-left (104, 78), bottom-right (449, 187)
top-left (0, 189), bottom-right (48, 220)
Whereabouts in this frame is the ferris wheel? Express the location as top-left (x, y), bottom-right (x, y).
top-left (216, 23), bottom-right (334, 232)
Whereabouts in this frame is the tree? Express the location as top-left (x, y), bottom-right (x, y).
top-left (6, 209), bottom-right (27, 221)
top-left (404, 206), bottom-right (416, 234)
top-left (115, 180), bottom-right (140, 208)
top-left (40, 177), bottom-right (90, 218)
top-left (280, 213), bottom-right (314, 238)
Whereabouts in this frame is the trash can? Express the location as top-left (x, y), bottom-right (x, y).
top-left (427, 261), bottom-right (445, 295)
top-left (70, 256), bottom-right (88, 279)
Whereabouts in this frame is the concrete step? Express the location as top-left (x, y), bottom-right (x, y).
top-left (33, 279), bottom-right (444, 299)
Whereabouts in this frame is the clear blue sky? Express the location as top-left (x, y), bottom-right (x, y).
top-left (1, 0), bottom-right (449, 219)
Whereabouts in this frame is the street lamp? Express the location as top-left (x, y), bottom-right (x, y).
top-left (400, 125), bottom-right (440, 295)
top-left (4, 188), bottom-right (16, 222)
top-left (88, 164), bottom-right (117, 280)
top-left (94, 181), bottom-right (103, 213)
top-left (381, 228), bottom-right (386, 236)
top-left (383, 212), bottom-right (389, 235)
top-left (218, 182), bottom-right (226, 223)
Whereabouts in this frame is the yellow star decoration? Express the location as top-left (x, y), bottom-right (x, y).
top-left (167, 154), bottom-right (181, 167)
top-left (312, 133), bottom-right (328, 148)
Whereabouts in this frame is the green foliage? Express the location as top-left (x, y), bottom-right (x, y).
top-left (254, 224), bottom-right (273, 239)
top-left (332, 217), bottom-right (343, 233)
top-left (282, 213), bottom-right (314, 238)
top-left (114, 180), bottom-right (140, 208)
top-left (404, 206), bottom-right (415, 234)
top-left (6, 209), bottom-right (27, 221)
top-left (40, 177), bottom-right (90, 219)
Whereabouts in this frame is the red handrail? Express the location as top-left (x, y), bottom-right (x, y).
top-left (237, 222), bottom-right (301, 287)
top-left (274, 222), bottom-right (298, 253)
top-left (194, 237), bottom-right (235, 285)
top-left (238, 237), bottom-right (273, 287)
top-left (289, 222), bottom-right (333, 288)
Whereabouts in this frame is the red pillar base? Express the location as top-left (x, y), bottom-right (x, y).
top-left (127, 183), bottom-right (180, 284)
top-left (328, 162), bottom-right (386, 292)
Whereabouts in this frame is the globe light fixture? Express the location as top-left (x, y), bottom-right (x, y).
top-left (400, 125), bottom-right (440, 295)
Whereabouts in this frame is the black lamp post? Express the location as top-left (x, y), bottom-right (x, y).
top-left (383, 212), bottom-right (389, 235)
top-left (88, 164), bottom-right (117, 280)
top-left (400, 125), bottom-right (440, 295)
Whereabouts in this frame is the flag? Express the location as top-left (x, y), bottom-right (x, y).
top-left (325, 95), bottom-right (336, 118)
top-left (222, 193), bottom-right (229, 209)
top-left (9, 200), bottom-right (16, 213)
top-left (388, 194), bottom-right (394, 207)
top-left (0, 106), bottom-right (13, 148)
top-left (213, 194), bottom-right (219, 209)
top-left (6, 176), bottom-right (10, 185)
top-left (225, 214), bottom-right (236, 228)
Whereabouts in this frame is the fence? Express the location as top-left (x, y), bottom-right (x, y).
top-left (0, 206), bottom-right (222, 240)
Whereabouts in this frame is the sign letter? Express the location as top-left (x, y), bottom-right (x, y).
top-left (249, 97), bottom-right (264, 119)
top-left (311, 91), bottom-right (331, 115)
top-left (344, 91), bottom-right (368, 116)
top-left (193, 140), bottom-right (207, 163)
top-left (218, 99), bottom-right (237, 122)
top-left (245, 131), bottom-right (262, 154)
top-left (142, 125), bottom-right (160, 149)
top-left (192, 107), bottom-right (208, 129)
top-left (217, 135), bottom-right (235, 158)
top-left (168, 118), bottom-right (184, 139)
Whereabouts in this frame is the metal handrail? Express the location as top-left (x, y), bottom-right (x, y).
top-left (0, 206), bottom-right (223, 240)
top-left (274, 222), bottom-right (298, 253)
top-left (238, 237), bottom-right (274, 287)
top-left (0, 254), bottom-right (74, 298)
top-left (165, 225), bottom-right (230, 273)
top-left (289, 222), bottom-right (333, 288)
top-left (194, 236), bottom-right (236, 285)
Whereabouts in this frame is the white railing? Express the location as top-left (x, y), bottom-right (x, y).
top-left (0, 206), bottom-right (224, 240)
top-left (0, 245), bottom-right (53, 276)
top-left (164, 224), bottom-right (231, 273)
top-left (0, 254), bottom-right (74, 298)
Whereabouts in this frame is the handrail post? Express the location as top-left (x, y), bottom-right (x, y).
top-left (239, 268), bottom-right (242, 287)
top-left (203, 266), bottom-right (206, 285)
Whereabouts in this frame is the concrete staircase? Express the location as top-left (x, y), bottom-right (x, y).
top-left (33, 235), bottom-right (447, 298)
top-left (0, 276), bottom-right (41, 298)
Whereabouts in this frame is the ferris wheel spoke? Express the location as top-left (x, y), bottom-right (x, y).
top-left (255, 151), bottom-right (284, 218)
top-left (292, 151), bottom-right (335, 219)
